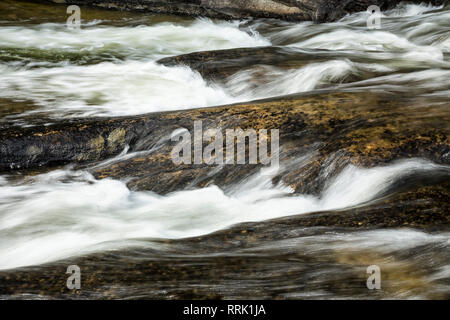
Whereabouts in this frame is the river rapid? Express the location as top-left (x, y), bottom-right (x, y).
top-left (0, 0), bottom-right (449, 299)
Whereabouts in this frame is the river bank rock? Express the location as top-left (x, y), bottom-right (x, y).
top-left (45, 0), bottom-right (448, 22)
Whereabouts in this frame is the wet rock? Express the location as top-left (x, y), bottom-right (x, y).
top-left (45, 0), bottom-right (448, 22)
top-left (0, 179), bottom-right (448, 299)
top-left (157, 46), bottom-right (328, 82)
top-left (156, 46), bottom-right (391, 85)
top-left (0, 116), bottom-right (145, 170)
top-left (0, 90), bottom-right (448, 195)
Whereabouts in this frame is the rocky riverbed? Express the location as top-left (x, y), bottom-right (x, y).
top-left (0, 0), bottom-right (449, 299)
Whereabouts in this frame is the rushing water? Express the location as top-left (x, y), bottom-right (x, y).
top-left (0, 2), bottom-right (448, 118)
top-left (0, 159), bottom-right (447, 271)
top-left (0, 1), bottom-right (449, 299)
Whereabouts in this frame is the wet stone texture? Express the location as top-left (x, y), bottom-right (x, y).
top-left (1, 90), bottom-right (448, 195)
top-left (44, 0), bottom-right (448, 22)
top-left (157, 47), bottom-right (322, 82)
top-left (155, 46), bottom-right (412, 86)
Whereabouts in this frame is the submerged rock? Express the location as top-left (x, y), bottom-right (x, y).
top-left (157, 46), bottom-right (329, 82)
top-left (156, 46), bottom-right (392, 84)
top-left (45, 0), bottom-right (448, 22)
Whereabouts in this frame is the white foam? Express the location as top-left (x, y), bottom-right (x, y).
top-left (0, 159), bottom-right (446, 270)
top-left (386, 2), bottom-right (443, 17)
top-left (288, 29), bottom-right (443, 62)
top-left (223, 60), bottom-right (355, 99)
top-left (0, 4), bottom-right (448, 118)
top-left (0, 18), bottom-right (270, 60)
top-left (0, 61), bottom-right (237, 116)
top-left (0, 58), bottom-right (397, 117)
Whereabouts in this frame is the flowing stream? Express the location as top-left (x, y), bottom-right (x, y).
top-left (0, 1), bottom-right (449, 299)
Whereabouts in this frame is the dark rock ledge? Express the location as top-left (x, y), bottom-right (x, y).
top-left (0, 90), bottom-right (449, 195)
top-left (44, 0), bottom-right (448, 22)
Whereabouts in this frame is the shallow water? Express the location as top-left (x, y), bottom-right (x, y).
top-left (0, 1), bottom-right (449, 299)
